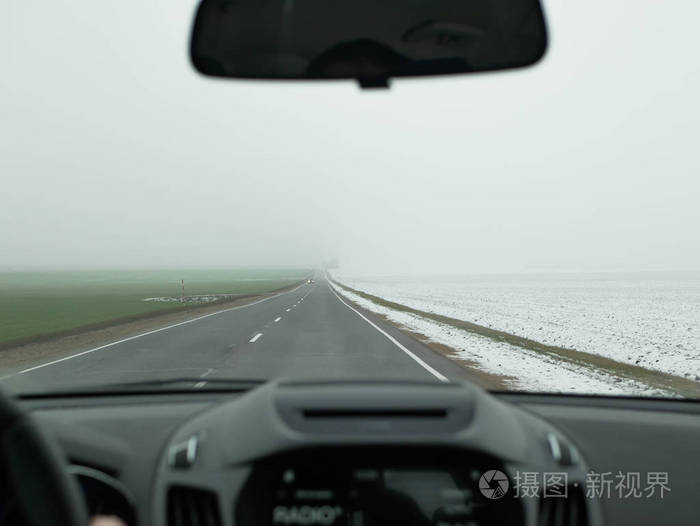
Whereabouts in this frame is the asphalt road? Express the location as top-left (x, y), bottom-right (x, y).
top-left (0, 276), bottom-right (478, 393)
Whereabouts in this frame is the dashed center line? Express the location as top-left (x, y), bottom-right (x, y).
top-left (249, 332), bottom-right (263, 343)
top-left (286, 308), bottom-right (291, 312)
top-left (274, 317), bottom-right (281, 322)
top-left (194, 368), bottom-right (215, 389)
top-left (0, 280), bottom-right (308, 381)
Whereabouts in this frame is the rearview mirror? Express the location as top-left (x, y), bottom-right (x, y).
top-left (190, 0), bottom-right (548, 88)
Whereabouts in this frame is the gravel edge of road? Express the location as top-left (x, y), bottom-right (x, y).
top-left (325, 279), bottom-right (515, 390)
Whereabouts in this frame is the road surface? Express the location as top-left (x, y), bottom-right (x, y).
top-left (0, 276), bottom-right (478, 392)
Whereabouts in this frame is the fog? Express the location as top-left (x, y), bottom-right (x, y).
top-left (2, 0), bottom-right (699, 276)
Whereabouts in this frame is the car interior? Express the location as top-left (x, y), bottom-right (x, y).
top-left (4, 378), bottom-right (700, 526)
top-left (1, 0), bottom-right (699, 525)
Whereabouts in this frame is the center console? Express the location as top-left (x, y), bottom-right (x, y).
top-left (237, 447), bottom-right (520, 526)
top-left (156, 381), bottom-right (599, 526)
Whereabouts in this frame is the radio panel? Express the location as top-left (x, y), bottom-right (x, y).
top-left (235, 448), bottom-right (522, 526)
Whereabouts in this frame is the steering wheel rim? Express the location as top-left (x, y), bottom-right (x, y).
top-left (0, 390), bottom-right (87, 526)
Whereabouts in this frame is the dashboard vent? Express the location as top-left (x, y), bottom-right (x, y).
top-left (537, 486), bottom-right (587, 526)
top-left (302, 408), bottom-right (448, 418)
top-left (546, 433), bottom-right (579, 466)
top-left (167, 486), bottom-right (222, 526)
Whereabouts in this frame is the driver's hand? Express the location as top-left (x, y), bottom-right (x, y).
top-left (88, 516), bottom-right (127, 526)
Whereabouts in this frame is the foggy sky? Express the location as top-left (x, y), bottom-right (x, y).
top-left (2, 0), bottom-right (699, 276)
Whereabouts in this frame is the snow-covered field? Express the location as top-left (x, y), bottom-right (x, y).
top-left (143, 294), bottom-right (240, 304)
top-left (330, 272), bottom-right (700, 394)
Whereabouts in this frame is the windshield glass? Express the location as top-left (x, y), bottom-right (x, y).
top-left (1, 0), bottom-right (699, 398)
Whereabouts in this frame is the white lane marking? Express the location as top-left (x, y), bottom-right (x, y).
top-left (274, 317), bottom-right (281, 322)
top-left (286, 308), bottom-right (291, 312)
top-left (0, 282), bottom-right (306, 380)
top-left (195, 366), bottom-right (215, 387)
top-left (249, 332), bottom-right (263, 343)
top-left (327, 283), bottom-right (448, 382)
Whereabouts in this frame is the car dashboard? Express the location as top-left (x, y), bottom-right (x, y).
top-left (16, 381), bottom-right (700, 526)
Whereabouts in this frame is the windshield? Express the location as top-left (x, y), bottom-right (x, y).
top-left (1, 0), bottom-right (699, 398)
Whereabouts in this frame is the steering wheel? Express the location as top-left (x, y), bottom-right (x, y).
top-left (0, 390), bottom-right (87, 526)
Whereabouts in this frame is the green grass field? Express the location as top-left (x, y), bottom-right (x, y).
top-left (0, 269), bottom-right (310, 346)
